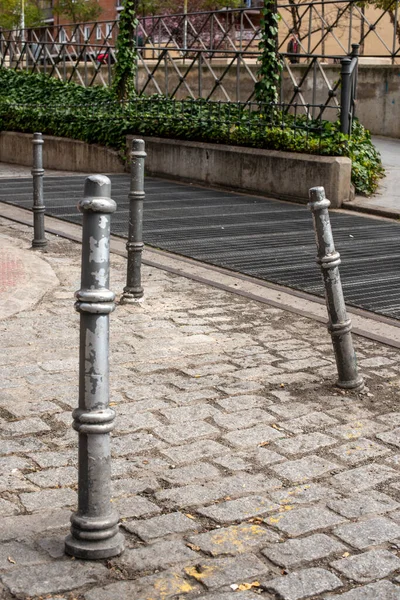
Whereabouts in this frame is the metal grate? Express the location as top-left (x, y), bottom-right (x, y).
top-left (1, 174), bottom-right (400, 320)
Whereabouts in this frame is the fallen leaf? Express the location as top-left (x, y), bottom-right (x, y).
top-left (342, 552), bottom-right (350, 558)
top-left (259, 441), bottom-right (270, 447)
top-left (230, 584), bottom-right (239, 591)
top-left (186, 543), bottom-right (201, 552)
top-left (238, 582), bottom-right (261, 591)
top-left (185, 513), bottom-right (196, 520)
top-left (7, 557), bottom-right (16, 564)
top-left (271, 424), bottom-right (284, 431)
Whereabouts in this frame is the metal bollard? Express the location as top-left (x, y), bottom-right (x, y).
top-left (120, 139), bottom-right (146, 304)
top-left (308, 186), bottom-right (364, 391)
top-left (31, 132), bottom-right (47, 249)
top-left (65, 175), bottom-right (125, 560)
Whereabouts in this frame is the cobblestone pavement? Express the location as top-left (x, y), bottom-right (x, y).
top-left (2, 218), bottom-right (400, 600)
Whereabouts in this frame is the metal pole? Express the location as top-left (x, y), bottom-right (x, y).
top-left (65, 175), bottom-right (125, 560)
top-left (120, 139), bottom-right (146, 304)
top-left (308, 186), bottom-right (364, 391)
top-left (31, 133), bottom-right (47, 249)
top-left (340, 57), bottom-right (351, 135)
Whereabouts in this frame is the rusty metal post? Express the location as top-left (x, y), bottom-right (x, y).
top-left (120, 139), bottom-right (146, 304)
top-left (65, 175), bottom-right (125, 560)
top-left (31, 132), bottom-right (47, 248)
top-left (308, 186), bottom-right (364, 391)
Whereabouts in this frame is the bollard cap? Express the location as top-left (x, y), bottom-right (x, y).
top-left (78, 175), bottom-right (117, 214)
top-left (308, 186), bottom-right (331, 212)
top-left (32, 132), bottom-right (44, 144)
top-left (131, 138), bottom-right (147, 158)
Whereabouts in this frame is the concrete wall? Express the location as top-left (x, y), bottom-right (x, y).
top-left (0, 132), bottom-right (125, 173)
top-left (129, 136), bottom-right (352, 208)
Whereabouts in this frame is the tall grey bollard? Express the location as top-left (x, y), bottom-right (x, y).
top-left (65, 175), bottom-right (125, 560)
top-left (31, 132), bottom-right (47, 248)
top-left (120, 139), bottom-right (146, 304)
top-left (308, 186), bottom-right (364, 391)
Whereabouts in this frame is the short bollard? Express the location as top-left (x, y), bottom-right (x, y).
top-left (31, 132), bottom-right (47, 249)
top-left (120, 139), bottom-right (146, 304)
top-left (308, 186), bottom-right (364, 391)
top-left (65, 175), bottom-right (125, 560)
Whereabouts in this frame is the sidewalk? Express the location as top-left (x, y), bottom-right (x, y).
top-left (1, 217), bottom-right (400, 599)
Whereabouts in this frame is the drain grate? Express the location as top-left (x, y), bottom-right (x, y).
top-left (1, 173), bottom-right (400, 320)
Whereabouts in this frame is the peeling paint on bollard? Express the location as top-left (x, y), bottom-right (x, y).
top-left (120, 139), bottom-right (146, 304)
top-left (308, 186), bottom-right (364, 391)
top-left (31, 133), bottom-right (47, 249)
top-left (65, 175), bottom-right (125, 560)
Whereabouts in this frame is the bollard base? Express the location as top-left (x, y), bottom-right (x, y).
top-left (64, 531), bottom-right (125, 560)
top-left (336, 376), bottom-right (364, 391)
top-left (120, 292), bottom-right (144, 305)
top-left (32, 240), bottom-right (48, 249)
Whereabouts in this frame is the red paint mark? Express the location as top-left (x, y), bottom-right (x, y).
top-left (0, 253), bottom-right (24, 293)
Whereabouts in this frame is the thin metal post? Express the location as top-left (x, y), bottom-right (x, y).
top-left (31, 132), bottom-right (47, 249)
top-left (340, 57), bottom-right (351, 134)
top-left (308, 186), bottom-right (364, 391)
top-left (120, 139), bottom-right (146, 304)
top-left (65, 175), bottom-right (125, 560)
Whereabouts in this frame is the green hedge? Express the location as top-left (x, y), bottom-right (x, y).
top-left (0, 69), bottom-right (384, 195)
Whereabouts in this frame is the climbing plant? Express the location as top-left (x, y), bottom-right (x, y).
top-left (113, 0), bottom-right (138, 101)
top-left (254, 0), bottom-right (282, 105)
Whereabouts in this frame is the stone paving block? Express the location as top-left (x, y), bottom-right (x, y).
top-left (270, 455), bottom-right (341, 483)
top-left (25, 466), bottom-right (78, 488)
top-left (327, 405), bottom-right (374, 422)
top-left (114, 495), bottom-right (161, 519)
top-left (0, 498), bottom-right (19, 516)
top-left (212, 409), bottom-right (275, 431)
top-left (160, 404), bottom-right (220, 424)
top-left (377, 428), bottom-right (400, 450)
top-left (279, 412), bottom-right (339, 434)
top-left (330, 463), bottom-right (398, 492)
top-left (0, 438), bottom-right (47, 455)
top-left (269, 483), bottom-right (340, 506)
top-left (213, 454), bottom-right (254, 471)
top-left (273, 432), bottom-right (336, 456)
top-left (276, 357), bottom-right (331, 372)
top-left (262, 533), bottom-right (346, 568)
top-left (161, 462), bottom-right (221, 485)
top-left (28, 451), bottom-right (75, 469)
top-left (162, 440), bottom-right (229, 465)
top-left (334, 516), bottom-right (400, 549)
top-left (84, 569), bottom-right (200, 600)
top-left (263, 567), bottom-right (342, 599)
top-left (115, 411), bottom-right (162, 433)
top-left (124, 512), bottom-right (199, 541)
top-left (1, 561), bottom-right (107, 597)
top-left (329, 419), bottom-right (389, 440)
top-left (328, 438), bottom-right (390, 465)
top-left (223, 425), bottom-right (285, 449)
top-left (197, 496), bottom-right (280, 524)
top-left (111, 476), bottom-right (160, 496)
top-left (156, 473), bottom-right (282, 508)
top-left (154, 420), bottom-right (220, 445)
top-left (217, 382), bottom-right (264, 396)
top-left (0, 510), bottom-right (72, 542)
top-left (325, 580), bottom-right (400, 599)
top-left (184, 554), bottom-right (270, 589)
top-left (20, 488), bottom-right (77, 512)
top-left (1, 417), bottom-right (51, 436)
top-left (265, 506), bottom-right (346, 537)
top-left (188, 523), bottom-right (280, 556)
top-left (182, 363), bottom-right (237, 377)
top-left (331, 548), bottom-right (400, 583)
top-left (360, 356), bottom-right (396, 367)
top-left (327, 490), bottom-right (400, 519)
top-left (231, 365), bottom-right (283, 380)
top-left (116, 539), bottom-right (199, 572)
top-left (165, 390), bottom-right (222, 406)
top-left (216, 395), bottom-right (274, 412)
top-left (255, 447), bottom-right (286, 466)
top-left (195, 593), bottom-right (259, 600)
top-left (37, 535), bottom-right (65, 559)
top-left (377, 412), bottom-right (400, 427)
top-left (6, 400), bottom-right (62, 417)
top-left (0, 540), bottom-right (50, 571)
top-left (112, 432), bottom-right (166, 456)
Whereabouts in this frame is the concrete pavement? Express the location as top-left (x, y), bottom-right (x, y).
top-left (2, 217), bottom-right (400, 599)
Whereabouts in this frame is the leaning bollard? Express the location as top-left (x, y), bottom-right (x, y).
top-left (65, 175), bottom-right (125, 560)
top-left (120, 139), bottom-right (146, 304)
top-left (308, 186), bottom-right (364, 391)
top-left (31, 132), bottom-right (47, 249)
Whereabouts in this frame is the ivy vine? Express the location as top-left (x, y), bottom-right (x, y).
top-left (254, 0), bottom-right (282, 105)
top-left (113, 0), bottom-right (138, 101)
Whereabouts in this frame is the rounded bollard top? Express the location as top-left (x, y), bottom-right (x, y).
top-left (79, 175), bottom-right (117, 214)
top-left (32, 132), bottom-right (44, 144)
top-left (131, 138), bottom-right (147, 158)
top-left (308, 186), bottom-right (331, 212)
